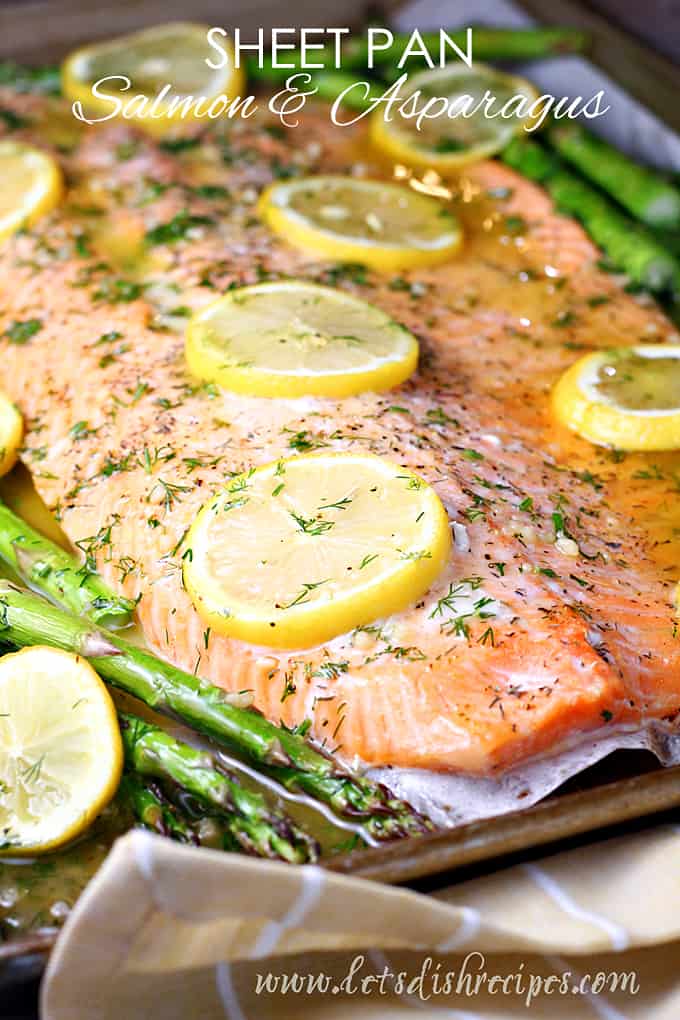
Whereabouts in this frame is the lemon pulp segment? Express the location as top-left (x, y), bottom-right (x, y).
top-left (370, 63), bottom-right (539, 172)
top-left (61, 22), bottom-right (245, 136)
top-left (0, 392), bottom-right (23, 477)
top-left (183, 453), bottom-right (452, 649)
top-left (185, 280), bottom-right (419, 397)
top-left (0, 646), bottom-right (122, 855)
top-left (258, 175), bottom-right (463, 271)
top-left (0, 141), bottom-right (63, 241)
top-left (552, 345), bottom-right (680, 450)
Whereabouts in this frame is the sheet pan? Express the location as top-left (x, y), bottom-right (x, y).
top-left (2, 0), bottom-right (680, 983)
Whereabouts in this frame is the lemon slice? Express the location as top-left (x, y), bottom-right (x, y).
top-left (183, 453), bottom-right (451, 649)
top-left (0, 391), bottom-right (22, 478)
top-left (258, 176), bottom-right (462, 271)
top-left (0, 141), bottom-right (63, 242)
top-left (370, 63), bottom-right (539, 172)
top-left (552, 345), bottom-right (680, 450)
top-left (62, 22), bottom-right (245, 137)
top-left (0, 646), bottom-right (122, 855)
top-left (185, 280), bottom-right (419, 397)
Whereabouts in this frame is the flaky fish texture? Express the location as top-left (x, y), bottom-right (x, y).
top-left (1, 90), bottom-right (679, 774)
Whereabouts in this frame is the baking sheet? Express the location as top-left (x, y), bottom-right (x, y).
top-left (2, 6), bottom-right (680, 985)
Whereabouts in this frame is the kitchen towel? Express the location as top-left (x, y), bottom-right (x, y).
top-left (42, 827), bottom-right (680, 1018)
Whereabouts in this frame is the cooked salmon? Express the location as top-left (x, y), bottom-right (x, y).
top-left (1, 90), bottom-right (679, 774)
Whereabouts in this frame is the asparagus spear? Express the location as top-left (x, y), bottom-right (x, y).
top-left (0, 498), bottom-right (135, 628)
top-left (119, 712), bottom-right (319, 863)
top-left (656, 229), bottom-right (680, 260)
top-left (0, 61), bottom-right (61, 95)
top-left (305, 71), bottom-right (378, 111)
top-left (0, 582), bottom-right (433, 842)
top-left (257, 68), bottom-right (377, 110)
top-left (246, 27), bottom-right (588, 82)
top-left (353, 26), bottom-right (589, 67)
top-left (547, 122), bottom-right (680, 231)
top-left (120, 772), bottom-right (199, 844)
top-left (502, 137), bottom-right (680, 294)
top-left (0, 508), bottom-right (317, 858)
top-left (121, 753), bottom-right (244, 852)
top-left (158, 784), bottom-right (243, 851)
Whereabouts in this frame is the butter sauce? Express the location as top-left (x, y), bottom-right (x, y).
top-left (595, 351), bottom-right (680, 411)
top-left (2, 105), bottom-right (680, 943)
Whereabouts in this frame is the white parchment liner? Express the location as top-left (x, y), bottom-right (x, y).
top-left (369, 722), bottom-right (680, 826)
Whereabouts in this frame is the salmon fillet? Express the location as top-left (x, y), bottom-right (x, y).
top-left (1, 91), bottom-right (679, 774)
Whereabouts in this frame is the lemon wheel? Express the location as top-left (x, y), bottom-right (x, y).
top-left (185, 280), bottom-right (419, 397)
top-left (552, 345), bottom-right (680, 450)
top-left (258, 175), bottom-right (463, 271)
top-left (0, 392), bottom-right (22, 478)
top-left (0, 141), bottom-right (63, 242)
top-left (0, 646), bottom-right (122, 855)
top-left (183, 453), bottom-right (452, 649)
top-left (370, 63), bottom-right (539, 172)
top-left (62, 22), bottom-right (245, 137)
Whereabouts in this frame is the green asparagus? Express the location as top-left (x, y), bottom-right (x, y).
top-left (502, 137), bottom-right (680, 294)
top-left (0, 61), bottom-right (60, 95)
top-left (120, 772), bottom-right (199, 843)
top-left (157, 784), bottom-right (242, 851)
top-left (0, 582), bottom-right (433, 842)
top-left (656, 229), bottom-right (680, 260)
top-left (0, 510), bottom-right (322, 860)
top-left (0, 498), bottom-right (135, 628)
top-left (120, 713), bottom-right (319, 863)
top-left (305, 71), bottom-right (378, 111)
top-left (547, 122), bottom-right (680, 231)
top-left (246, 27), bottom-right (588, 82)
top-left (258, 68), bottom-right (377, 110)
